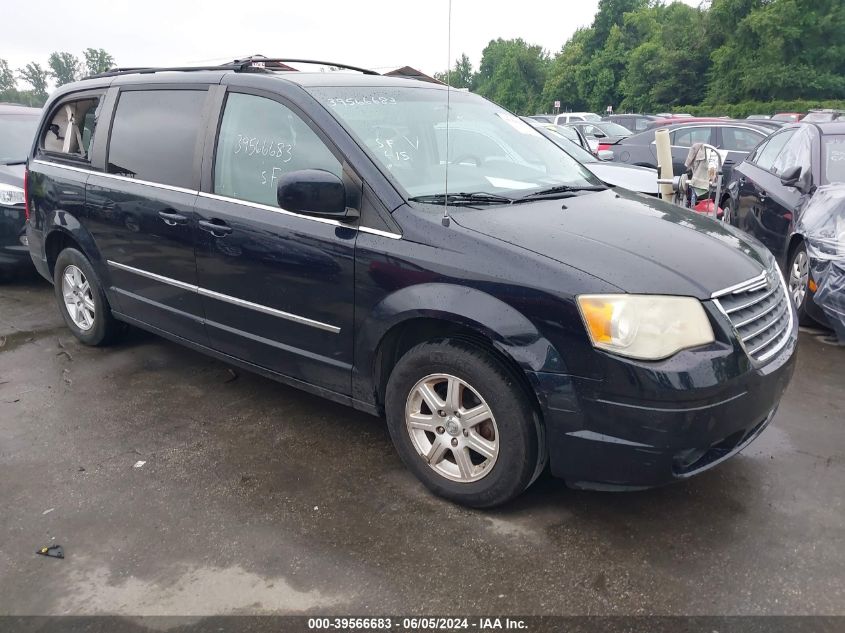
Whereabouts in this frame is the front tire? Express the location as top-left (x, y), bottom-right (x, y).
top-left (385, 340), bottom-right (541, 508)
top-left (787, 241), bottom-right (814, 326)
top-left (722, 197), bottom-right (735, 226)
top-left (54, 248), bottom-right (123, 346)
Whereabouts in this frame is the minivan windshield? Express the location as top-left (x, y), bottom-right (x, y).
top-left (309, 86), bottom-right (601, 200)
top-left (0, 114), bottom-right (39, 164)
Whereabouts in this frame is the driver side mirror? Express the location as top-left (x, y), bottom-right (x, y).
top-left (779, 165), bottom-right (803, 189)
top-left (277, 169), bottom-right (350, 218)
top-left (593, 131), bottom-right (607, 139)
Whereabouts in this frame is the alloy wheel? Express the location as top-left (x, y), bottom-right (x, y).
top-left (61, 264), bottom-right (95, 331)
top-left (404, 373), bottom-right (499, 483)
top-left (789, 250), bottom-right (809, 308)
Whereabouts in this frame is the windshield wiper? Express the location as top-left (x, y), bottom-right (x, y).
top-left (0, 160), bottom-right (27, 166)
top-left (408, 192), bottom-right (516, 206)
top-left (519, 184), bottom-right (606, 201)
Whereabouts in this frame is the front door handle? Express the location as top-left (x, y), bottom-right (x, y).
top-left (158, 210), bottom-right (187, 226)
top-left (198, 219), bottom-right (233, 236)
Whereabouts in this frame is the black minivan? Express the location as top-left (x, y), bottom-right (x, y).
top-left (26, 59), bottom-right (798, 507)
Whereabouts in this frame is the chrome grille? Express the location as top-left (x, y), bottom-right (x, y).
top-left (712, 269), bottom-right (793, 363)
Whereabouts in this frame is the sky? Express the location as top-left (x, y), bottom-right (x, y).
top-left (2, 0), bottom-right (701, 86)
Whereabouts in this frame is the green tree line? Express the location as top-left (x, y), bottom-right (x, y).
top-left (435, 0), bottom-right (845, 116)
top-left (0, 49), bottom-right (115, 107)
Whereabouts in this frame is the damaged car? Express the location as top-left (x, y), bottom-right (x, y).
top-left (725, 121), bottom-right (845, 340)
top-left (26, 59), bottom-right (798, 507)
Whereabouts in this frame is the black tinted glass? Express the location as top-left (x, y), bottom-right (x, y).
top-left (0, 115), bottom-right (39, 163)
top-left (107, 90), bottom-right (206, 188)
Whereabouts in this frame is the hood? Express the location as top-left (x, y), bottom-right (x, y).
top-left (0, 163), bottom-right (24, 189)
top-left (585, 163), bottom-right (659, 195)
top-left (451, 188), bottom-right (770, 299)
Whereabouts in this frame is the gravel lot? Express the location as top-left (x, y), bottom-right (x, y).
top-left (1, 272), bottom-right (843, 617)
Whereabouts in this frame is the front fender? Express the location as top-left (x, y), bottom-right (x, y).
top-left (353, 283), bottom-right (568, 406)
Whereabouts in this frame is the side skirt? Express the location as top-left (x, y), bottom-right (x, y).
top-left (111, 311), bottom-right (381, 418)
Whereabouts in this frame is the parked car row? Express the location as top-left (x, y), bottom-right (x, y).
top-left (606, 120), bottom-right (771, 184)
top-left (522, 119), bottom-right (658, 195)
top-left (531, 110), bottom-right (842, 132)
top-left (724, 121), bottom-right (845, 334)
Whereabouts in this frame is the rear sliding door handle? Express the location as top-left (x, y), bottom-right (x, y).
top-left (158, 210), bottom-right (187, 226)
top-left (198, 219), bottom-right (233, 236)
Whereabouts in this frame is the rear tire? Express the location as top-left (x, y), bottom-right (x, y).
top-left (53, 248), bottom-right (123, 346)
top-left (385, 339), bottom-right (540, 508)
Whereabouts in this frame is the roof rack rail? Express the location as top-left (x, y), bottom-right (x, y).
top-left (231, 57), bottom-right (379, 75)
top-left (87, 64), bottom-right (241, 79)
top-left (85, 57), bottom-right (379, 80)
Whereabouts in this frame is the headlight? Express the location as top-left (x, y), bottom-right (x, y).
top-left (577, 294), bottom-right (715, 360)
top-left (0, 183), bottom-right (25, 206)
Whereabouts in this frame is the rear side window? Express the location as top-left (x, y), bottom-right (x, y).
top-left (41, 96), bottom-right (102, 161)
top-left (213, 93), bottom-right (341, 207)
top-left (672, 127), bottom-right (711, 147)
top-left (107, 90), bottom-right (207, 188)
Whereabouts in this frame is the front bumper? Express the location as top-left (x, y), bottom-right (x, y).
top-left (530, 317), bottom-right (798, 490)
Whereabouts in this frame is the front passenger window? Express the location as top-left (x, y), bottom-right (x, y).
top-left (771, 126), bottom-right (813, 176)
top-left (214, 93), bottom-right (342, 207)
top-left (754, 130), bottom-right (795, 172)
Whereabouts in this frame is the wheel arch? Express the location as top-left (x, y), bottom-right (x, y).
top-left (354, 283), bottom-right (567, 412)
top-left (786, 232), bottom-right (806, 260)
top-left (43, 213), bottom-right (107, 280)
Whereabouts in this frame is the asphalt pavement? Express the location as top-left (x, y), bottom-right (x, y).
top-left (1, 272), bottom-right (843, 616)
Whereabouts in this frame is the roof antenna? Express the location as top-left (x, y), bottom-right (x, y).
top-left (442, 0), bottom-right (453, 227)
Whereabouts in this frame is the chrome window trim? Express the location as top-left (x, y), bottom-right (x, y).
top-left (32, 159), bottom-right (95, 176)
top-left (358, 226), bottom-right (402, 240)
top-left (32, 160), bottom-right (403, 238)
top-left (107, 260), bottom-right (341, 334)
top-left (33, 159), bottom-right (197, 196)
top-left (197, 191), bottom-right (346, 228)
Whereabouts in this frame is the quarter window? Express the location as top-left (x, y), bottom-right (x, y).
top-left (721, 127), bottom-right (764, 152)
top-left (672, 127), bottom-right (711, 147)
top-left (214, 93), bottom-right (342, 207)
top-left (41, 96), bottom-right (102, 161)
top-left (107, 90), bottom-right (207, 188)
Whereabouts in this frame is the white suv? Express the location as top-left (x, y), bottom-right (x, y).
top-left (553, 112), bottom-right (601, 125)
